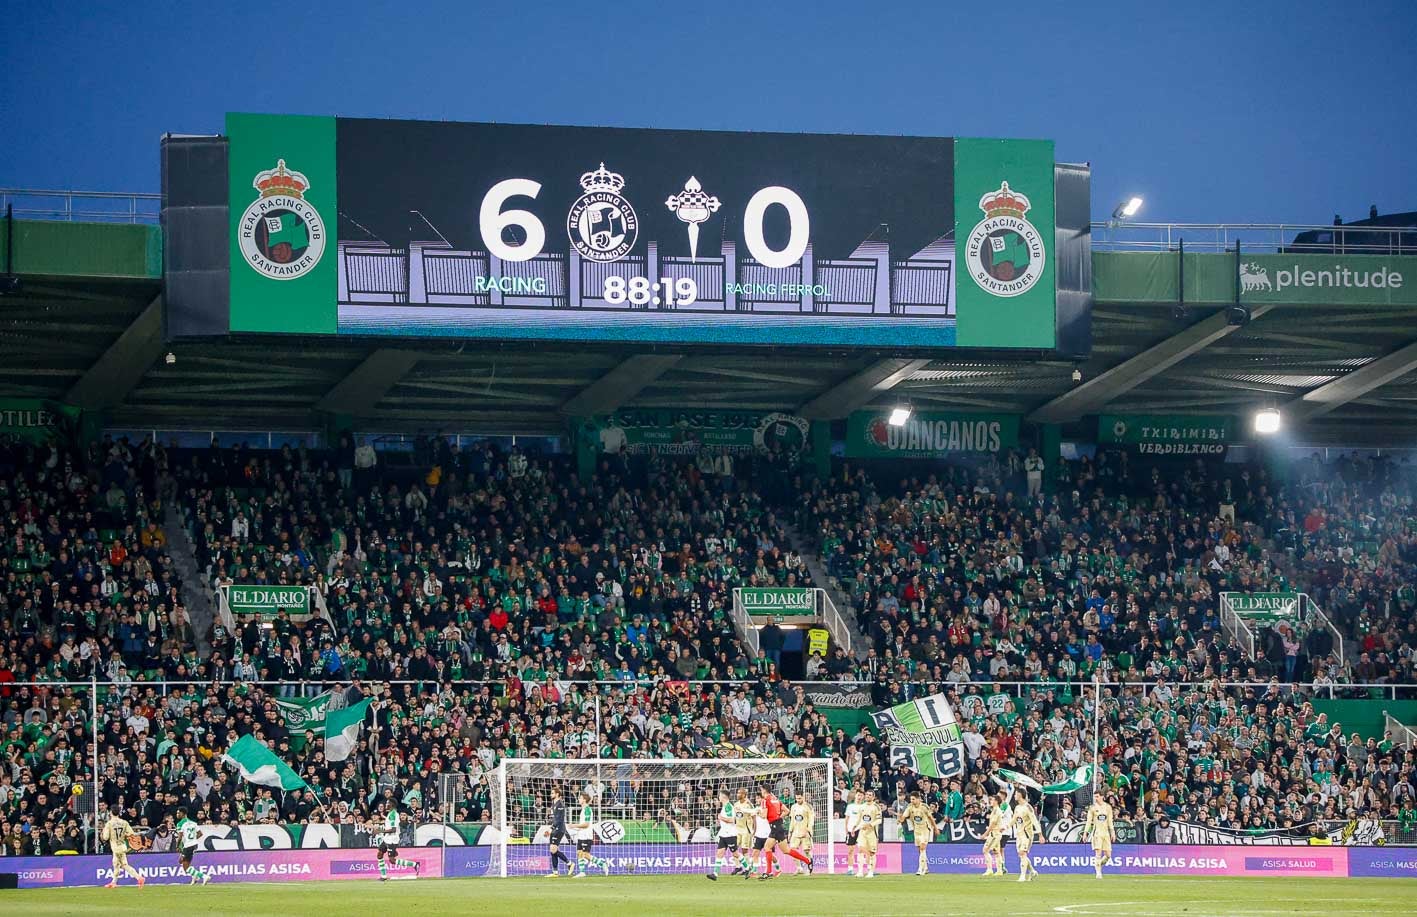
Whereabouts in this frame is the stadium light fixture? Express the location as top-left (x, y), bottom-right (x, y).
top-left (1253, 407), bottom-right (1282, 435)
top-left (1112, 197), bottom-right (1144, 220)
top-left (888, 405), bottom-right (912, 427)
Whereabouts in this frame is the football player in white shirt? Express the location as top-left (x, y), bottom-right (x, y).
top-left (371, 803), bottom-right (421, 881)
top-left (707, 790), bottom-right (740, 880)
top-left (843, 790), bottom-right (864, 876)
top-left (571, 792), bottom-right (612, 876)
top-left (746, 800), bottom-right (771, 880)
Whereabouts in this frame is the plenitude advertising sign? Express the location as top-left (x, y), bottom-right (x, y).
top-left (204, 114), bottom-right (1063, 350)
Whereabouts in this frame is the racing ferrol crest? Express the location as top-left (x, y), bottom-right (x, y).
top-left (238, 159), bottom-right (326, 280)
top-left (964, 181), bottom-right (1046, 297)
top-left (567, 162), bottom-right (638, 262)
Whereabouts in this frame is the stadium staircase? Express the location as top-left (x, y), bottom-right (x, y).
top-left (781, 521), bottom-right (871, 659)
top-left (1262, 530), bottom-right (1359, 670)
top-left (164, 500), bottom-right (215, 658)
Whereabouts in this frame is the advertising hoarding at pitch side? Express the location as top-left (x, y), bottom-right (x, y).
top-left (167, 114), bottom-right (1079, 351)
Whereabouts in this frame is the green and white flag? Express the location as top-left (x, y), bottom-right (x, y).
top-left (994, 768), bottom-right (1044, 792)
top-left (274, 691), bottom-right (332, 734)
top-left (323, 698), bottom-right (371, 762)
top-left (996, 764), bottom-right (1094, 794)
top-left (223, 734), bottom-right (309, 792)
top-left (1041, 764), bottom-right (1094, 794)
top-left (871, 692), bottom-right (967, 779)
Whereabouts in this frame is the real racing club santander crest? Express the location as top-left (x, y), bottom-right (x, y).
top-left (964, 181), bottom-right (1045, 297)
top-left (238, 159), bottom-right (326, 280)
top-left (567, 162), bottom-right (638, 262)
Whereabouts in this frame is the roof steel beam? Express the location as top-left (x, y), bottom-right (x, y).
top-left (316, 348), bottom-right (423, 414)
top-left (798, 358), bottom-right (930, 420)
top-left (559, 354), bottom-right (683, 416)
top-left (1028, 306), bottom-right (1273, 423)
top-left (64, 294), bottom-right (164, 410)
top-left (1286, 339), bottom-right (1417, 421)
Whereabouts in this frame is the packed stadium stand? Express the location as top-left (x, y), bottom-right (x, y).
top-left (2, 189), bottom-right (1416, 877)
top-left (4, 433), bottom-right (1415, 857)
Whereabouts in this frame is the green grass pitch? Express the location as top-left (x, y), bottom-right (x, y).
top-left (13, 873), bottom-right (1417, 917)
top-left (9, 875), bottom-right (1413, 916)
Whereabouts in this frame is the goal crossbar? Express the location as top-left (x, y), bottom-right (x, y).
top-left (486, 757), bottom-right (835, 878)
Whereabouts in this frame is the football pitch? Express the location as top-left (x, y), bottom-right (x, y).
top-left (9, 875), bottom-right (1412, 917)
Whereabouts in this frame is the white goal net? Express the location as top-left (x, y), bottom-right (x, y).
top-left (485, 758), bottom-right (833, 878)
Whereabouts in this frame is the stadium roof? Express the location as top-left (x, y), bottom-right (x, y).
top-left (3, 193), bottom-right (1416, 446)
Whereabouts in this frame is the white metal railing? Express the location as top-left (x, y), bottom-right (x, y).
top-left (1385, 711), bottom-right (1417, 749)
top-left (7, 194), bottom-right (1413, 253)
top-left (17, 678), bottom-right (1417, 700)
top-left (1220, 592), bottom-right (1257, 658)
top-left (730, 591), bottom-right (761, 656)
top-left (1303, 594), bottom-right (1346, 666)
top-left (213, 585), bottom-right (237, 633)
top-left (1220, 591), bottom-right (1343, 663)
top-left (817, 588), bottom-right (852, 655)
top-left (309, 587), bottom-right (336, 630)
top-left (1, 188), bottom-right (160, 224)
top-left (730, 587), bottom-right (847, 657)
top-left (1090, 220), bottom-right (1417, 254)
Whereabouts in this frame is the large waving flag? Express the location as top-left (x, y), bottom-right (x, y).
top-left (324, 698), bottom-right (371, 762)
top-left (994, 768), bottom-right (1044, 792)
top-left (273, 691), bottom-right (333, 734)
top-left (223, 734), bottom-right (309, 791)
top-left (1041, 765), bottom-right (1095, 794)
top-left (871, 692), bottom-right (967, 779)
top-left (995, 764), bottom-right (1094, 795)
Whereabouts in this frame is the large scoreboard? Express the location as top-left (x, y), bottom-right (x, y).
top-left (163, 114), bottom-right (1090, 353)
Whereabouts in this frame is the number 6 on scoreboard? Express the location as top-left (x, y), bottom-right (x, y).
top-left (480, 178), bottom-right (546, 263)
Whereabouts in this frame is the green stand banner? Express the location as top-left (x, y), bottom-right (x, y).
top-left (845, 410), bottom-right (1019, 459)
top-left (1099, 413), bottom-right (1235, 455)
top-left (589, 411), bottom-right (807, 456)
top-left (737, 587), bottom-right (814, 617)
top-left (1226, 591), bottom-right (1301, 622)
top-left (0, 399), bottom-right (82, 444)
top-left (226, 584), bottom-right (313, 619)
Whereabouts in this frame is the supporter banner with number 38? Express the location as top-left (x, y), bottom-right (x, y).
top-left (872, 692), bottom-right (967, 778)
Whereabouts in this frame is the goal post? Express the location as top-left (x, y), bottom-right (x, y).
top-left (487, 758), bottom-right (834, 878)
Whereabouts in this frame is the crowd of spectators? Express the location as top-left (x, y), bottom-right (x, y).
top-left (2, 434), bottom-right (1416, 857)
top-left (1279, 452), bottom-right (1417, 685)
top-left (175, 439), bottom-right (814, 686)
top-left (803, 451), bottom-right (1416, 688)
top-left (853, 676), bottom-right (1415, 842)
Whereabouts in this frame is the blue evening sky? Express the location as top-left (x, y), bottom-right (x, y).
top-left (2, 0), bottom-right (1413, 225)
